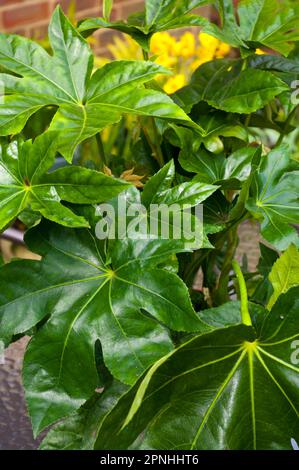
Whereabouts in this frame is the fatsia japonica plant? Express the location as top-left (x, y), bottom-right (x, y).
top-left (0, 0), bottom-right (299, 451)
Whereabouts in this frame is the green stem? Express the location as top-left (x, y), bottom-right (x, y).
top-left (244, 113), bottom-right (251, 127)
top-left (232, 260), bottom-right (252, 326)
top-left (143, 50), bottom-right (149, 60)
top-left (96, 132), bottom-right (107, 169)
top-left (214, 226), bottom-right (238, 306)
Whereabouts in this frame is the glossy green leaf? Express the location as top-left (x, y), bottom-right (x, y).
top-left (0, 221), bottom-right (211, 435)
top-left (248, 54), bottom-right (299, 75)
top-left (0, 133), bottom-right (129, 231)
top-left (144, 0), bottom-right (209, 31)
top-left (141, 160), bottom-right (175, 207)
top-left (141, 160), bottom-right (218, 248)
top-left (95, 287), bottom-right (299, 450)
top-left (246, 145), bottom-right (299, 250)
top-left (175, 59), bottom-right (288, 114)
top-left (204, 0), bottom-right (299, 56)
top-left (78, 1), bottom-right (209, 49)
top-left (0, 6), bottom-right (191, 161)
top-left (40, 381), bottom-right (127, 450)
top-left (180, 147), bottom-right (256, 189)
top-left (267, 244), bottom-right (299, 310)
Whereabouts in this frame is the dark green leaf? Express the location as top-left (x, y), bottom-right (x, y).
top-left (180, 147), bottom-right (256, 189)
top-left (0, 221), bottom-right (211, 435)
top-left (175, 59), bottom-right (288, 114)
top-left (40, 381), bottom-right (127, 450)
top-left (95, 287), bottom-right (299, 450)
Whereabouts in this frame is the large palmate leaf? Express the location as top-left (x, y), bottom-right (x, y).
top-left (246, 145), bottom-right (299, 250)
top-left (0, 6), bottom-right (192, 162)
top-left (180, 147), bottom-right (257, 189)
top-left (0, 133), bottom-right (129, 231)
top-left (267, 244), bottom-right (299, 310)
top-left (0, 221), bottom-right (210, 435)
top-left (94, 287), bottom-right (299, 450)
top-left (204, 0), bottom-right (299, 56)
top-left (79, 1), bottom-right (209, 50)
top-left (175, 59), bottom-right (288, 114)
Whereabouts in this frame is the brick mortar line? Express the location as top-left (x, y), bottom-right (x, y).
top-left (0, 0), bottom-right (51, 14)
top-left (1, 6), bottom-right (113, 33)
top-left (0, 0), bottom-right (126, 13)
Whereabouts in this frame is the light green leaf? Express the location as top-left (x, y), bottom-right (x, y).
top-left (246, 145), bottom-right (299, 250)
top-left (79, 1), bottom-right (209, 48)
top-left (145, 0), bottom-right (209, 30)
top-left (204, 0), bottom-right (299, 56)
top-left (267, 244), bottom-right (299, 310)
top-left (103, 0), bottom-right (113, 21)
top-left (0, 133), bottom-right (129, 231)
top-left (0, 6), bottom-right (191, 161)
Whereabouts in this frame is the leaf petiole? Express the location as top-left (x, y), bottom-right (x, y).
top-left (232, 260), bottom-right (252, 326)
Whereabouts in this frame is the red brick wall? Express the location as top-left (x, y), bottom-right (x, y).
top-left (0, 0), bottom-right (144, 36)
top-left (0, 1), bottom-right (212, 55)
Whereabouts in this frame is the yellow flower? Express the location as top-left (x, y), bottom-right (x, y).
top-left (150, 32), bottom-right (176, 56)
top-left (215, 42), bottom-right (231, 58)
top-left (164, 74), bottom-right (186, 94)
top-left (198, 32), bottom-right (220, 53)
top-left (190, 58), bottom-right (206, 71)
top-left (155, 54), bottom-right (177, 69)
top-left (256, 48), bottom-right (266, 55)
top-left (197, 45), bottom-right (214, 62)
top-left (176, 32), bottom-right (196, 58)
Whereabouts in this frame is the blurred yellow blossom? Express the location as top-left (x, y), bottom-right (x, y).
top-left (215, 42), bottom-right (231, 58)
top-left (164, 74), bottom-right (186, 94)
top-left (155, 54), bottom-right (177, 68)
top-left (256, 48), bottom-right (266, 55)
top-left (105, 31), bottom-right (231, 95)
top-left (198, 32), bottom-right (220, 53)
top-left (150, 32), bottom-right (176, 56)
top-left (177, 32), bottom-right (196, 58)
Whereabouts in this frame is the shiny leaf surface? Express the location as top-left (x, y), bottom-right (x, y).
top-left (0, 7), bottom-right (191, 161)
top-left (95, 288), bottom-right (299, 450)
top-left (0, 133), bottom-right (129, 231)
top-left (0, 221), bottom-right (210, 434)
top-left (246, 145), bottom-right (299, 250)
